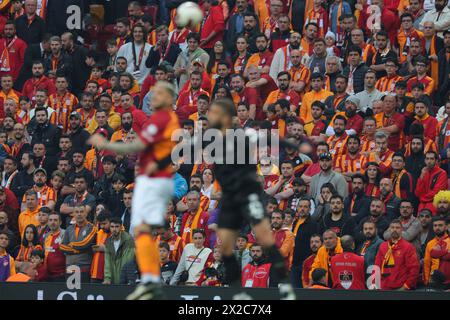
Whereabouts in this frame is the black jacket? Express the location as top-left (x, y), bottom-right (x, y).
top-left (146, 43), bottom-right (181, 71)
top-left (345, 192), bottom-right (372, 224)
top-left (292, 216), bottom-right (318, 267)
top-left (10, 169), bottom-right (34, 201)
top-left (65, 45), bottom-right (90, 96)
top-left (29, 122), bottom-right (61, 157)
top-left (342, 62), bottom-right (369, 94)
top-left (318, 213), bottom-right (356, 238)
top-left (68, 126), bottom-right (91, 153)
top-left (15, 14), bottom-right (46, 44)
top-left (44, 53), bottom-right (73, 81)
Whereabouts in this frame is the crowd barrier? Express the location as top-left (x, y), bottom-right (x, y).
top-left (0, 282), bottom-right (449, 300)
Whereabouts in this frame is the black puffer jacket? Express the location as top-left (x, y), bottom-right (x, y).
top-left (342, 62), bottom-right (369, 94)
top-left (29, 122), bottom-right (61, 157)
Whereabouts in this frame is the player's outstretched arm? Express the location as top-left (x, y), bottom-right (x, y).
top-left (88, 134), bottom-right (146, 155)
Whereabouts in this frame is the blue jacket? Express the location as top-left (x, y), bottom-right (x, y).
top-left (173, 173), bottom-right (188, 202)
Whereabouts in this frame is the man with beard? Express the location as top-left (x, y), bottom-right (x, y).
top-left (328, 97), bottom-right (364, 138)
top-left (67, 112), bottom-right (90, 153)
top-left (246, 34), bottom-right (273, 77)
top-left (318, 195), bottom-right (356, 237)
top-left (344, 174), bottom-right (371, 222)
top-left (310, 229), bottom-right (343, 287)
top-left (280, 137), bottom-right (312, 177)
top-left (22, 167), bottom-right (56, 211)
top-left (270, 32), bottom-right (304, 82)
top-left (291, 198), bottom-right (319, 285)
top-left (0, 20), bottom-right (27, 82)
top-left (434, 191), bottom-right (450, 218)
top-left (384, 199), bottom-right (422, 251)
top-left (2, 115), bottom-right (15, 142)
top-left (60, 175), bottom-right (96, 226)
top-left (265, 160), bottom-right (295, 211)
top-left (241, 243), bottom-right (275, 288)
top-left (301, 234), bottom-right (322, 288)
top-left (111, 112), bottom-right (134, 143)
top-left (353, 70), bottom-right (384, 115)
top-left (357, 221), bottom-right (384, 275)
top-left (379, 178), bottom-right (402, 221)
top-left (420, 0), bottom-right (450, 38)
top-left (398, 39), bottom-right (424, 78)
top-left (75, 93), bottom-right (96, 128)
top-left (355, 198), bottom-right (390, 243)
top-left (176, 71), bottom-right (209, 122)
top-left (391, 153), bottom-right (414, 200)
top-left (330, 235), bottom-right (366, 290)
top-left (415, 151), bottom-right (448, 213)
top-left (264, 72), bottom-right (300, 115)
top-left (369, 31), bottom-right (398, 80)
top-left (269, 15), bottom-right (292, 53)
top-left (114, 18), bottom-right (132, 49)
top-left (326, 116), bottom-right (348, 166)
top-left (103, 217), bottom-right (135, 285)
top-left (375, 219), bottom-right (420, 290)
top-left (29, 107), bottom-right (60, 158)
top-left (305, 102), bottom-right (327, 143)
top-left (44, 36), bottom-right (72, 81)
top-left (90, 213), bottom-right (112, 283)
top-left (44, 212), bottom-right (66, 282)
top-left (61, 32), bottom-right (89, 96)
top-left (21, 61), bottom-right (56, 102)
top-left (324, 74), bottom-right (349, 119)
top-left (287, 178), bottom-right (314, 213)
top-left (61, 150), bottom-right (94, 197)
top-left (310, 152), bottom-right (348, 202)
top-left (287, 49), bottom-right (311, 97)
top-left (271, 210), bottom-right (295, 271)
top-left (230, 74), bottom-right (261, 120)
top-left (10, 152), bottom-right (35, 201)
top-left (423, 216), bottom-right (450, 287)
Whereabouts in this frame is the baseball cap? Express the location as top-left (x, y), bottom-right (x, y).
top-left (69, 111), bottom-right (81, 120)
top-left (318, 153), bottom-right (332, 161)
top-left (34, 168), bottom-right (47, 176)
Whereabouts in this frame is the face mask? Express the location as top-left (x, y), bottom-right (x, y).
top-left (35, 182), bottom-right (45, 188)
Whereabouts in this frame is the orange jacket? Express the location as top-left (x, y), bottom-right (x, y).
top-left (423, 234), bottom-right (450, 284)
top-left (310, 238), bottom-right (343, 284)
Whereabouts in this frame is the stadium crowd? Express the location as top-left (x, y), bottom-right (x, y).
top-left (0, 0), bottom-right (449, 291)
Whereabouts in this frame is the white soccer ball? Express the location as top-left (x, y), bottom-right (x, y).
top-left (175, 2), bottom-right (204, 28)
